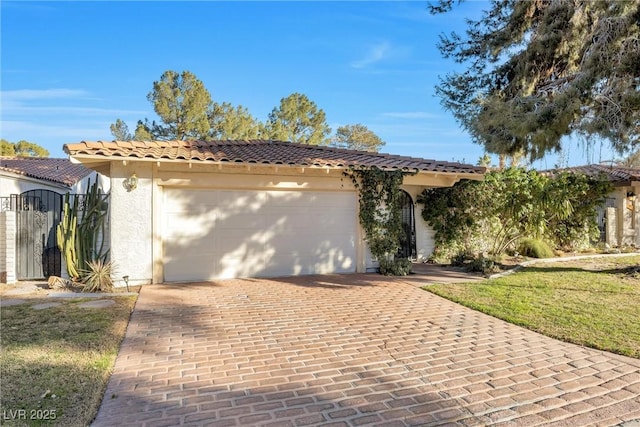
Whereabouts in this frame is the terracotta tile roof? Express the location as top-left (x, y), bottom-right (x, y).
top-left (0, 157), bottom-right (93, 187)
top-left (542, 164), bottom-right (640, 186)
top-left (64, 140), bottom-right (486, 175)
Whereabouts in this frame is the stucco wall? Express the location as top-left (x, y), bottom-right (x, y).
top-left (73, 171), bottom-right (110, 194)
top-left (0, 170), bottom-right (108, 198)
top-left (0, 211), bottom-right (7, 282)
top-left (0, 174), bottom-right (69, 196)
top-left (109, 162), bottom-right (153, 286)
top-left (104, 162), bottom-right (454, 283)
top-left (0, 211), bottom-right (16, 283)
top-left (614, 185), bottom-right (640, 246)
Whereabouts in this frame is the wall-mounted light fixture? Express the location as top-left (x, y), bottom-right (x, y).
top-left (122, 173), bottom-right (138, 192)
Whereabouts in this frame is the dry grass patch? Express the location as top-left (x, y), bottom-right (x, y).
top-left (425, 255), bottom-right (640, 358)
top-left (0, 296), bottom-right (136, 426)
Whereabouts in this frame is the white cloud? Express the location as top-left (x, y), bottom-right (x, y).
top-left (1, 120), bottom-right (111, 140)
top-left (2, 88), bottom-right (91, 101)
top-left (1, 88), bottom-right (147, 119)
top-left (381, 111), bottom-right (441, 120)
top-left (351, 41), bottom-right (391, 69)
top-left (4, 105), bottom-right (147, 117)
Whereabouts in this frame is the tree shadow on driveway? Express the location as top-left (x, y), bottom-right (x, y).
top-left (91, 276), bottom-right (640, 426)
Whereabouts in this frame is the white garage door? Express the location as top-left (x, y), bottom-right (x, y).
top-left (162, 188), bottom-right (357, 282)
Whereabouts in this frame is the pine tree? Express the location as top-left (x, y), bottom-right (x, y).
top-left (331, 124), bottom-right (385, 152)
top-left (431, 0), bottom-right (640, 160)
top-left (266, 93), bottom-right (331, 145)
top-left (208, 102), bottom-right (263, 140)
top-left (110, 118), bottom-right (132, 141)
top-left (147, 70), bottom-right (211, 140)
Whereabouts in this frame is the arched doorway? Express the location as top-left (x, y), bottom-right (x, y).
top-left (398, 190), bottom-right (417, 259)
top-left (15, 189), bottom-right (62, 279)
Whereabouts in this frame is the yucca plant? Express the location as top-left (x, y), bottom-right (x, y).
top-left (81, 260), bottom-right (115, 292)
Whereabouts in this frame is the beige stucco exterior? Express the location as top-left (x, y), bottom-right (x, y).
top-left (98, 158), bottom-right (477, 286)
top-left (604, 184), bottom-right (640, 247)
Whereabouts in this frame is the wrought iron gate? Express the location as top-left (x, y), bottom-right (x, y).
top-left (398, 190), bottom-right (417, 259)
top-left (13, 190), bottom-right (62, 280)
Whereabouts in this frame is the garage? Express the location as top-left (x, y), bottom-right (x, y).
top-left (162, 188), bottom-right (357, 282)
top-left (64, 139), bottom-right (486, 286)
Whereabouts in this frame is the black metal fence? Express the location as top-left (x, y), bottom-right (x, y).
top-left (0, 192), bottom-right (105, 280)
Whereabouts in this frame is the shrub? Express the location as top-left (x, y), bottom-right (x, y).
top-left (451, 252), bottom-right (468, 267)
top-left (81, 259), bottom-right (115, 292)
top-left (378, 257), bottom-right (412, 276)
top-left (419, 169), bottom-right (611, 256)
top-left (467, 254), bottom-right (501, 275)
top-left (518, 239), bottom-right (555, 259)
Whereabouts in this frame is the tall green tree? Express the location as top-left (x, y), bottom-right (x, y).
top-left (266, 93), bottom-right (331, 145)
top-left (331, 124), bottom-right (385, 152)
top-left (1, 139), bottom-right (16, 156)
top-left (1, 140), bottom-right (49, 157)
top-left (109, 118), bottom-right (132, 141)
top-left (430, 0), bottom-right (640, 159)
top-left (147, 70), bottom-right (211, 140)
top-left (208, 102), bottom-right (264, 140)
top-left (133, 120), bottom-right (153, 141)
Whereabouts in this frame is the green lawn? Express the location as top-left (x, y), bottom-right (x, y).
top-left (425, 255), bottom-right (640, 358)
top-left (0, 296), bottom-right (137, 426)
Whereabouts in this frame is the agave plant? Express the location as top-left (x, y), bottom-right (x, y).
top-left (81, 259), bottom-right (115, 292)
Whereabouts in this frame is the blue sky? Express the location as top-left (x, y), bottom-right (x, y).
top-left (1, 1), bottom-right (617, 168)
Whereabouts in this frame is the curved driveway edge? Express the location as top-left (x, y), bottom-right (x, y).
top-left (92, 274), bottom-right (640, 426)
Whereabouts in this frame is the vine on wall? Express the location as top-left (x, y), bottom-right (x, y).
top-left (344, 167), bottom-right (415, 275)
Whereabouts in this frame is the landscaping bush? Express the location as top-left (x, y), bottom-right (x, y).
top-left (518, 238), bottom-right (555, 258)
top-left (467, 254), bottom-right (500, 275)
top-left (378, 257), bottom-right (412, 276)
top-left (419, 168), bottom-right (611, 257)
top-left (451, 251), bottom-right (470, 267)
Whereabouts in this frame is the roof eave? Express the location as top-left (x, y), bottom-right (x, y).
top-left (68, 153), bottom-right (485, 178)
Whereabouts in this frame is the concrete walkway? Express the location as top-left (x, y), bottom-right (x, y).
top-left (92, 273), bottom-right (640, 426)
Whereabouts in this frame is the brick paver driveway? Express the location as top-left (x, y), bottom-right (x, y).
top-left (93, 274), bottom-right (640, 426)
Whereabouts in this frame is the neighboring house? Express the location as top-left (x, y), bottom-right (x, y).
top-left (0, 157), bottom-right (109, 283)
top-left (64, 140), bottom-right (486, 286)
top-left (547, 164), bottom-right (640, 247)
